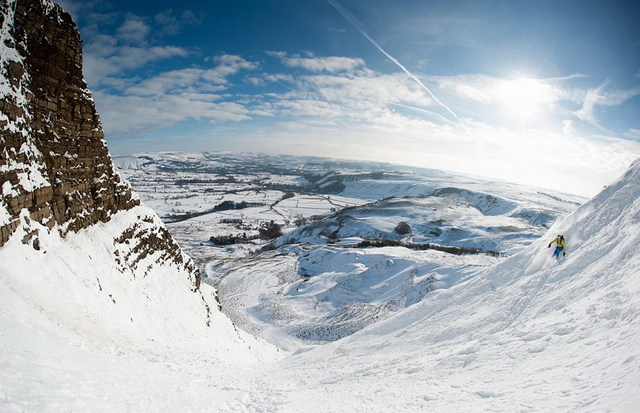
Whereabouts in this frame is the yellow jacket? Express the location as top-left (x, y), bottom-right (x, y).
top-left (549, 237), bottom-right (566, 249)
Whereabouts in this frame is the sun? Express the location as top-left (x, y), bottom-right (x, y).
top-left (497, 77), bottom-right (552, 120)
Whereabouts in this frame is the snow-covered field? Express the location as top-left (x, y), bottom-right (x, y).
top-left (4, 151), bottom-right (639, 411)
top-left (214, 245), bottom-right (496, 350)
top-left (114, 152), bottom-right (584, 347)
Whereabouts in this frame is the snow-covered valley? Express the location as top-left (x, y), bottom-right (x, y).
top-left (3, 1), bottom-right (640, 410)
top-left (113, 152), bottom-right (584, 349)
top-left (4, 151), bottom-right (640, 412)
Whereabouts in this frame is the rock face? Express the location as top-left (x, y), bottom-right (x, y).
top-left (0, 1), bottom-right (200, 288)
top-left (2, 0), bottom-right (135, 243)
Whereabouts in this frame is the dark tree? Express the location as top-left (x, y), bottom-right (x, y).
top-left (259, 221), bottom-right (282, 239)
top-left (394, 221), bottom-right (412, 235)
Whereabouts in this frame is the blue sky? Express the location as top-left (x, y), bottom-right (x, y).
top-left (57, 0), bottom-right (640, 196)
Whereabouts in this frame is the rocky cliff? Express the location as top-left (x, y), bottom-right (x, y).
top-left (1, 0), bottom-right (137, 242)
top-left (0, 0), bottom-right (202, 288)
top-left (0, 0), bottom-right (215, 338)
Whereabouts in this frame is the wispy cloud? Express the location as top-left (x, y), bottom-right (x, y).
top-left (115, 16), bottom-right (150, 44)
top-left (326, 0), bottom-right (469, 132)
top-left (69, 3), bottom-right (198, 87)
top-left (95, 92), bottom-right (252, 137)
top-left (154, 9), bottom-right (203, 35)
top-left (267, 51), bottom-right (365, 73)
top-left (84, 44), bottom-right (188, 86)
top-left (575, 81), bottom-right (640, 129)
top-left (124, 55), bottom-right (258, 96)
top-left (204, 55), bottom-right (259, 81)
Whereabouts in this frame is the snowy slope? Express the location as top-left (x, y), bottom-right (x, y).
top-left (263, 158), bottom-right (640, 411)
top-left (0, 275), bottom-right (277, 412)
top-left (215, 245), bottom-right (496, 349)
top-left (1, 4), bottom-right (280, 404)
top-left (0, 205), bottom-right (278, 363)
top-left (2, 157), bottom-right (636, 412)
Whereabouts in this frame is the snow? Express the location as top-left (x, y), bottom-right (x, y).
top-left (0, 285), bottom-right (278, 412)
top-left (0, 203), bottom-right (9, 224)
top-left (276, 194), bottom-right (547, 254)
top-left (0, 205), bottom-right (280, 364)
top-left (2, 155), bottom-right (639, 411)
top-left (265, 157), bottom-right (640, 411)
top-left (113, 152), bottom-right (583, 350)
top-left (215, 245), bottom-right (496, 348)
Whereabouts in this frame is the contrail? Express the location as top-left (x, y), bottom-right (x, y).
top-left (388, 102), bottom-right (458, 126)
top-left (327, 0), bottom-right (470, 132)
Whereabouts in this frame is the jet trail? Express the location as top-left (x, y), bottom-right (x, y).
top-left (327, 0), bottom-right (469, 132)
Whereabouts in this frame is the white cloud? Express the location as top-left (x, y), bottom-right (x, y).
top-left (93, 54), bottom-right (261, 135)
top-left (125, 68), bottom-right (208, 96)
top-left (84, 45), bottom-right (189, 86)
top-left (574, 87), bottom-right (602, 126)
top-left (246, 73), bottom-right (295, 88)
top-left (86, 49), bottom-right (256, 96)
top-left (95, 92), bottom-right (252, 137)
top-left (70, 6), bottom-right (197, 88)
top-left (268, 51), bottom-right (365, 73)
top-left (123, 55), bottom-right (258, 96)
top-left (253, 71), bottom-right (435, 126)
top-left (303, 73), bottom-right (431, 105)
top-left (115, 17), bottom-right (150, 45)
top-left (202, 55), bottom-right (259, 83)
top-left (575, 82), bottom-right (640, 129)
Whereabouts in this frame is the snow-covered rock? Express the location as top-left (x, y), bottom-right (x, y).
top-left (0, 0), bottom-right (278, 378)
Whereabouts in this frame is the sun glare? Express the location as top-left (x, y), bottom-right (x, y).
top-left (498, 77), bottom-right (551, 120)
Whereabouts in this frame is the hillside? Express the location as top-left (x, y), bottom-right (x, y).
top-left (111, 151), bottom-right (584, 349)
top-left (2, 154), bottom-right (637, 411)
top-left (0, 0), bottom-right (278, 390)
top-left (265, 158), bottom-right (640, 411)
top-left (2, 1), bottom-right (639, 411)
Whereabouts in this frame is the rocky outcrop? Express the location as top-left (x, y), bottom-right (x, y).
top-left (2, 0), bottom-right (136, 243)
top-left (0, 1), bottom-right (200, 288)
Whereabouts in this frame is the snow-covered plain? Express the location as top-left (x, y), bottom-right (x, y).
top-left (3, 151), bottom-right (639, 411)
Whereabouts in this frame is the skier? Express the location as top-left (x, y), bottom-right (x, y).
top-left (548, 234), bottom-right (566, 258)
